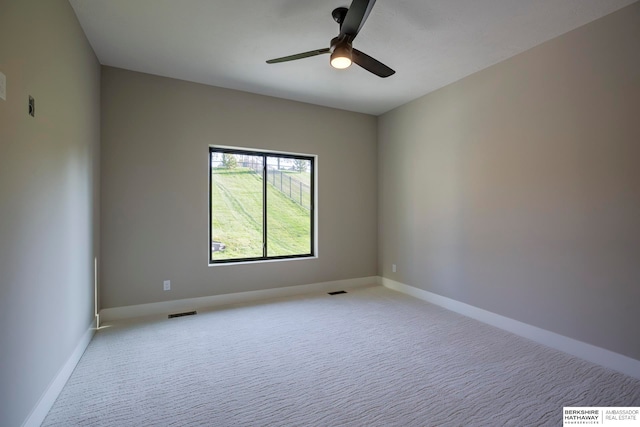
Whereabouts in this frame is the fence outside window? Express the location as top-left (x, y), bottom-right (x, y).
top-left (243, 161), bottom-right (311, 210)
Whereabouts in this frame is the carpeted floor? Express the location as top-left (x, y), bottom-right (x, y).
top-left (42, 286), bottom-right (640, 426)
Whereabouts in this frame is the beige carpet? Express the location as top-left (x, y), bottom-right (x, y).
top-left (42, 286), bottom-right (640, 426)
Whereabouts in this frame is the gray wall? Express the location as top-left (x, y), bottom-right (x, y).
top-left (379, 3), bottom-right (640, 360)
top-left (0, 1), bottom-right (101, 426)
top-left (100, 66), bottom-right (378, 309)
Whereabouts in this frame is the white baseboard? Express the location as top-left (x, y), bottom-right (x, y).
top-left (100, 276), bottom-right (381, 323)
top-left (382, 278), bottom-right (640, 380)
top-left (22, 323), bottom-right (95, 427)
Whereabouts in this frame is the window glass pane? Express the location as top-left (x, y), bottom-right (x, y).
top-left (266, 156), bottom-right (312, 257)
top-left (211, 153), bottom-right (264, 260)
top-left (209, 148), bottom-right (314, 264)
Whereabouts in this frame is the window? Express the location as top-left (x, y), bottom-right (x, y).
top-left (209, 147), bottom-right (315, 264)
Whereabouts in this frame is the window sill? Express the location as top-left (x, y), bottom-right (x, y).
top-left (208, 255), bottom-right (318, 267)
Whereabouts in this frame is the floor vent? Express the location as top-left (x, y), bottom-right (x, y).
top-left (168, 311), bottom-right (197, 319)
top-left (328, 291), bottom-right (347, 295)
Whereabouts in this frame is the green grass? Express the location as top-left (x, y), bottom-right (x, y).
top-left (211, 167), bottom-right (311, 260)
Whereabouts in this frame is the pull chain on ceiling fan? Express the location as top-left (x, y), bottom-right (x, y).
top-left (266, 0), bottom-right (395, 78)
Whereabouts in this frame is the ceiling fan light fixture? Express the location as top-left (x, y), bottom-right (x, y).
top-left (330, 42), bottom-right (352, 69)
top-left (331, 55), bottom-right (352, 69)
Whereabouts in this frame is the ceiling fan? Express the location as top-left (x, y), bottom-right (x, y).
top-left (266, 0), bottom-right (395, 78)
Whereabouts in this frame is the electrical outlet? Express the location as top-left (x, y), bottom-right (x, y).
top-left (392, 264), bottom-right (397, 273)
top-left (163, 280), bottom-right (171, 291)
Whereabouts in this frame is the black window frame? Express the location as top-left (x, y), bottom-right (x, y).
top-left (209, 146), bottom-right (315, 264)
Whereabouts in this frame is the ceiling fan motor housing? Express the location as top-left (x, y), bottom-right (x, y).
top-left (330, 36), bottom-right (353, 68)
top-left (330, 36), bottom-right (352, 53)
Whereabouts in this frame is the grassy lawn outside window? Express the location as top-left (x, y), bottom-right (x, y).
top-left (209, 147), bottom-right (315, 264)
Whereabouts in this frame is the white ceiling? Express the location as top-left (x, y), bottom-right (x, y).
top-left (69, 0), bottom-right (636, 115)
